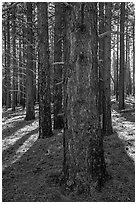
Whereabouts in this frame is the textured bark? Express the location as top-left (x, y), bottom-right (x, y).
top-left (38, 2), bottom-right (53, 138)
top-left (119, 3), bottom-right (125, 110)
top-left (25, 3), bottom-right (35, 120)
top-left (61, 3), bottom-right (110, 192)
top-left (102, 3), bottom-right (113, 135)
top-left (54, 3), bottom-right (64, 129)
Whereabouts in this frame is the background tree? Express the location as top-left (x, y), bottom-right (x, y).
top-left (119, 2), bottom-right (125, 110)
top-left (25, 2), bottom-right (35, 120)
top-left (38, 2), bottom-right (53, 138)
top-left (11, 5), bottom-right (17, 111)
top-left (102, 3), bottom-right (113, 135)
top-left (53, 3), bottom-right (64, 129)
top-left (4, 7), bottom-right (11, 109)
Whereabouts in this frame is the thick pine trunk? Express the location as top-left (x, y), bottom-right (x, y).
top-left (119, 3), bottom-right (125, 110)
top-left (54, 3), bottom-right (64, 129)
top-left (61, 3), bottom-right (110, 192)
top-left (38, 2), bottom-right (53, 138)
top-left (25, 3), bottom-right (35, 120)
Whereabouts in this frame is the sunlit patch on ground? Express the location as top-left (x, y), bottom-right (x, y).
top-left (2, 120), bottom-right (39, 151)
top-left (3, 133), bottom-right (39, 170)
top-left (2, 115), bottom-right (26, 130)
top-left (112, 109), bottom-right (135, 161)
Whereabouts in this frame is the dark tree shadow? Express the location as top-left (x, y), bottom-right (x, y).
top-left (2, 129), bottom-right (135, 202)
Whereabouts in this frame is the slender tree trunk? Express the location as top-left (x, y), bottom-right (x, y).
top-left (11, 6), bottom-right (17, 111)
top-left (98, 3), bottom-right (104, 130)
top-left (22, 21), bottom-right (26, 109)
top-left (116, 21), bottom-right (119, 101)
top-left (61, 3), bottom-right (110, 192)
top-left (25, 3), bottom-right (35, 120)
top-left (2, 29), bottom-right (7, 106)
top-left (5, 10), bottom-right (11, 109)
top-left (119, 3), bottom-right (125, 110)
top-left (18, 36), bottom-right (24, 106)
top-left (132, 22), bottom-right (135, 96)
top-left (62, 3), bottom-right (70, 179)
top-left (102, 3), bottom-right (113, 135)
top-left (113, 50), bottom-right (117, 95)
top-left (54, 3), bottom-right (64, 129)
top-left (125, 24), bottom-right (132, 96)
top-left (38, 2), bottom-right (53, 138)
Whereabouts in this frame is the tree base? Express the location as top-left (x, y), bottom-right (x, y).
top-left (54, 114), bottom-right (64, 129)
top-left (39, 132), bottom-right (53, 139)
top-left (24, 114), bottom-right (35, 121)
top-left (59, 169), bottom-right (112, 194)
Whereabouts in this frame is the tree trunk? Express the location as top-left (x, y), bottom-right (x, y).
top-left (98, 2), bottom-right (104, 129)
top-left (5, 10), bottom-right (11, 109)
top-left (25, 3), bottom-right (35, 120)
top-left (132, 21), bottom-right (135, 96)
top-left (102, 3), bottom-right (113, 135)
top-left (61, 3), bottom-right (110, 192)
top-left (11, 6), bottom-right (17, 111)
top-left (119, 2), bottom-right (125, 110)
top-left (116, 21), bottom-right (119, 101)
top-left (125, 24), bottom-right (132, 96)
top-left (113, 50), bottom-right (117, 96)
top-left (2, 28), bottom-right (7, 106)
top-left (38, 2), bottom-right (53, 138)
top-left (22, 20), bottom-right (26, 109)
top-left (54, 3), bottom-right (64, 129)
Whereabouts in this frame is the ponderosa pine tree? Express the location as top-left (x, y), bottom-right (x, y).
top-left (61, 3), bottom-right (110, 192)
top-left (25, 2), bottom-right (35, 120)
top-left (37, 2), bottom-right (53, 138)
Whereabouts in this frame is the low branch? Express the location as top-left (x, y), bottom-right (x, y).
top-left (98, 30), bottom-right (125, 38)
top-left (53, 62), bottom-right (64, 65)
top-left (120, 108), bottom-right (135, 113)
top-left (56, 81), bottom-right (63, 86)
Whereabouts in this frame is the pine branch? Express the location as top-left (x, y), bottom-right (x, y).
top-left (53, 62), bottom-right (64, 65)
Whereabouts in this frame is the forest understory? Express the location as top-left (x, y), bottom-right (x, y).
top-left (2, 96), bottom-right (135, 202)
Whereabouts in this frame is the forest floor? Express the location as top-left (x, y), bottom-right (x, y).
top-left (2, 96), bottom-right (135, 202)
